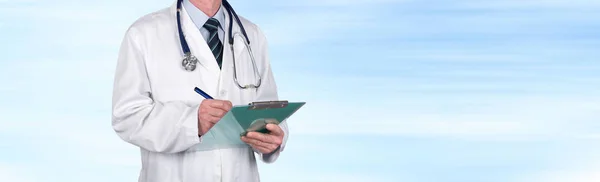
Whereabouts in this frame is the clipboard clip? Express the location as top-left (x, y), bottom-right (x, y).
top-left (248, 100), bottom-right (289, 110)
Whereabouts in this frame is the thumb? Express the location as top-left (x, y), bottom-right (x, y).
top-left (266, 124), bottom-right (283, 136)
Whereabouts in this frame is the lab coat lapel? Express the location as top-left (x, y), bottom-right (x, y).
top-left (219, 7), bottom-right (244, 97)
top-left (220, 6), bottom-right (246, 65)
top-left (179, 5), bottom-right (221, 94)
top-left (180, 7), bottom-right (221, 73)
top-left (221, 7), bottom-right (234, 82)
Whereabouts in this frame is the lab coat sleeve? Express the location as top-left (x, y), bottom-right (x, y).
top-left (111, 28), bottom-right (201, 154)
top-left (253, 26), bottom-right (288, 163)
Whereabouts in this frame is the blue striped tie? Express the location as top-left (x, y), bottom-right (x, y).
top-left (203, 18), bottom-right (223, 69)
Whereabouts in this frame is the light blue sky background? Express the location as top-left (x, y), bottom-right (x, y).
top-left (1, 0), bottom-right (600, 181)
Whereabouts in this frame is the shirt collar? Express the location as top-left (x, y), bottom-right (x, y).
top-left (183, 0), bottom-right (225, 31)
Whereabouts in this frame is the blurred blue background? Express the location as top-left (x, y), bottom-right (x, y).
top-left (1, 0), bottom-right (599, 181)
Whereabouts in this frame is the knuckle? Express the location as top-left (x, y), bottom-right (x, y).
top-left (201, 100), bottom-right (210, 106)
top-left (200, 108), bottom-right (209, 114)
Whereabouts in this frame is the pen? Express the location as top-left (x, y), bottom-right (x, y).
top-left (194, 87), bottom-right (214, 99)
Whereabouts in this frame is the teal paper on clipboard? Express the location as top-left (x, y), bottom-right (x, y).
top-left (231, 101), bottom-right (305, 136)
top-left (186, 101), bottom-right (305, 152)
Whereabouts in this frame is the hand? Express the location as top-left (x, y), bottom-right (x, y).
top-left (197, 99), bottom-right (232, 135)
top-left (241, 124), bottom-right (284, 154)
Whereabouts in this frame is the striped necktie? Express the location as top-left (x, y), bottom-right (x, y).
top-left (203, 18), bottom-right (223, 69)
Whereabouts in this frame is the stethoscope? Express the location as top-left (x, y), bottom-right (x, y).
top-left (177, 0), bottom-right (261, 89)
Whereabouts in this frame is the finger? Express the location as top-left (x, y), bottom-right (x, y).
top-left (210, 100), bottom-right (232, 111)
top-left (200, 115), bottom-right (221, 124)
top-left (266, 124), bottom-right (284, 136)
top-left (246, 132), bottom-right (281, 145)
top-left (242, 137), bottom-right (262, 151)
top-left (244, 142), bottom-right (270, 154)
top-left (223, 100), bottom-right (232, 111)
top-left (249, 140), bottom-right (278, 154)
top-left (241, 136), bottom-right (269, 149)
top-left (255, 146), bottom-right (272, 154)
top-left (241, 136), bottom-right (260, 147)
top-left (200, 112), bottom-right (218, 121)
top-left (208, 116), bottom-right (221, 124)
top-left (245, 132), bottom-right (269, 143)
top-left (199, 102), bottom-right (222, 114)
top-left (242, 137), bottom-right (278, 152)
top-left (207, 109), bottom-right (226, 118)
top-left (208, 100), bottom-right (224, 108)
top-left (201, 99), bottom-right (216, 107)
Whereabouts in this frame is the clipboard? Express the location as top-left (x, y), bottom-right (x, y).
top-left (232, 101), bottom-right (305, 136)
top-left (186, 100), bottom-right (305, 152)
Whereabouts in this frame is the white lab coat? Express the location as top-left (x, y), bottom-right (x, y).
top-left (111, 2), bottom-right (288, 182)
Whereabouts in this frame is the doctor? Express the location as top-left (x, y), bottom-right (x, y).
top-left (111, 0), bottom-right (288, 181)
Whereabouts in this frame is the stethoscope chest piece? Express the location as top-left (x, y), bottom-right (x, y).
top-left (182, 52), bottom-right (198, 71)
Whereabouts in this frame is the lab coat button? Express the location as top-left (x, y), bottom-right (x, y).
top-left (220, 90), bottom-right (227, 95)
